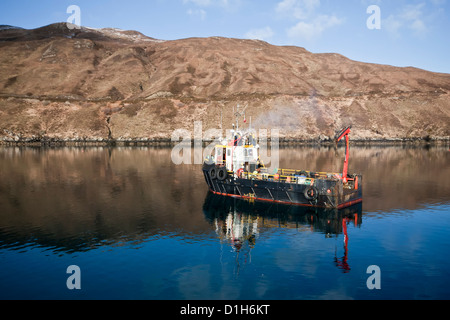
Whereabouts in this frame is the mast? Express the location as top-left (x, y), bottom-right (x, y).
top-left (234, 104), bottom-right (248, 131)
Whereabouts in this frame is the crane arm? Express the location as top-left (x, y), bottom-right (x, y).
top-left (335, 126), bottom-right (352, 182)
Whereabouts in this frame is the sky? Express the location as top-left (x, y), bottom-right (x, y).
top-left (1, 0), bottom-right (449, 73)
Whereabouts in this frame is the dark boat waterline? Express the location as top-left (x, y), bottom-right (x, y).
top-left (208, 189), bottom-right (363, 209)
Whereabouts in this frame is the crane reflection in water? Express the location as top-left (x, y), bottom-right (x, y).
top-left (203, 193), bottom-right (362, 274)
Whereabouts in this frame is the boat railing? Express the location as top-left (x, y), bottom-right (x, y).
top-left (238, 171), bottom-right (314, 185)
top-left (237, 169), bottom-right (343, 185)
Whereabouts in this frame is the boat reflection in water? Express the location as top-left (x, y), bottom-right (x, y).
top-left (203, 192), bottom-right (362, 273)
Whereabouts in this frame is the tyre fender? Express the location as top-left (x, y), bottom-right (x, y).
top-left (209, 167), bottom-right (217, 180)
top-left (217, 167), bottom-right (228, 181)
top-left (304, 186), bottom-right (319, 201)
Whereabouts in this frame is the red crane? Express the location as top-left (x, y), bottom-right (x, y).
top-left (335, 126), bottom-right (352, 183)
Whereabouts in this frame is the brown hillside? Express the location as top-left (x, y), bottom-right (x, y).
top-left (0, 23), bottom-right (449, 143)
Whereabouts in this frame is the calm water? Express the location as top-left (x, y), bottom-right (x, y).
top-left (0, 145), bottom-right (449, 300)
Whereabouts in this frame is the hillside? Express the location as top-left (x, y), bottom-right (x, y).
top-left (0, 22), bottom-right (449, 143)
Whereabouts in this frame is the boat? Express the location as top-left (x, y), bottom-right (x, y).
top-left (202, 109), bottom-right (362, 209)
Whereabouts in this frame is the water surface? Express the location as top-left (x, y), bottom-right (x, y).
top-left (0, 145), bottom-right (449, 299)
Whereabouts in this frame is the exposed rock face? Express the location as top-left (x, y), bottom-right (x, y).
top-left (0, 23), bottom-right (449, 143)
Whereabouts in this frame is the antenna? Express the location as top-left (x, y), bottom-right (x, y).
top-left (234, 104), bottom-right (248, 130)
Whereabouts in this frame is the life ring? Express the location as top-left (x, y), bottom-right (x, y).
top-left (217, 167), bottom-right (228, 181)
top-left (236, 168), bottom-right (244, 178)
top-left (304, 186), bottom-right (319, 201)
top-left (209, 167), bottom-right (217, 180)
top-left (203, 156), bottom-right (214, 165)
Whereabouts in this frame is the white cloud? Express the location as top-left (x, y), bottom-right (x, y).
top-left (182, 0), bottom-right (236, 7)
top-left (410, 19), bottom-right (427, 36)
top-left (383, 2), bottom-right (430, 38)
top-left (383, 15), bottom-right (403, 38)
top-left (245, 27), bottom-right (275, 41)
top-left (360, 0), bottom-right (381, 5)
top-left (276, 0), bottom-right (321, 20)
top-left (287, 21), bottom-right (315, 40)
top-left (187, 8), bottom-right (207, 20)
top-left (400, 3), bottom-right (426, 21)
top-left (276, 0), bottom-right (343, 41)
top-left (183, 0), bottom-right (232, 20)
top-left (287, 14), bottom-right (343, 40)
top-left (429, 0), bottom-right (446, 5)
top-left (182, 0), bottom-right (241, 18)
top-left (183, 0), bottom-right (212, 6)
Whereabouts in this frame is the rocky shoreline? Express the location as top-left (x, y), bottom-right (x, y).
top-left (1, 136), bottom-right (448, 147)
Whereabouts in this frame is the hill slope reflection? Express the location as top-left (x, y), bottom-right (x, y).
top-left (203, 193), bottom-right (362, 273)
top-left (1, 145), bottom-right (447, 256)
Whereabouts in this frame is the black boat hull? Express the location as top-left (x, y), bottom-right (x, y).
top-left (202, 164), bottom-right (362, 209)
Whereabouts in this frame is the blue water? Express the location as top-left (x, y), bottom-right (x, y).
top-left (0, 146), bottom-right (449, 300)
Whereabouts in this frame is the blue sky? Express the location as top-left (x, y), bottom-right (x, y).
top-left (1, 0), bottom-right (449, 73)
